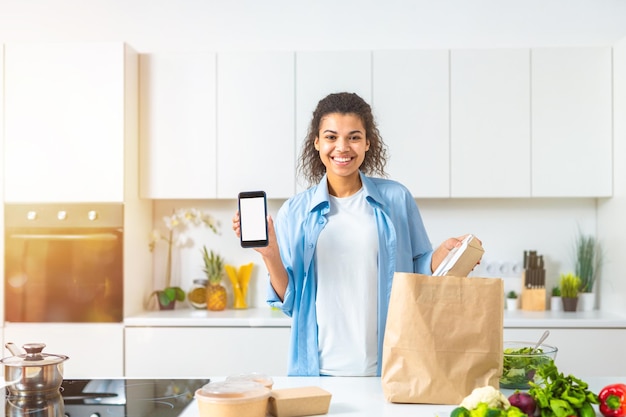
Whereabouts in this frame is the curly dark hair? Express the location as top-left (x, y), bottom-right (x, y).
top-left (298, 92), bottom-right (388, 186)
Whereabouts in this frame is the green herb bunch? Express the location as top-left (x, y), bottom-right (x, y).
top-left (528, 360), bottom-right (598, 417)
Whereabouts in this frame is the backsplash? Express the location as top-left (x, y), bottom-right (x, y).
top-left (151, 197), bottom-right (597, 309)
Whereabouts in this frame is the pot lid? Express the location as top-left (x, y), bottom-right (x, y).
top-left (1, 343), bottom-right (69, 367)
top-left (195, 380), bottom-right (270, 403)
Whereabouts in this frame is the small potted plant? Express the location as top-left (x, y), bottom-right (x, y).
top-left (550, 285), bottom-right (562, 312)
top-left (574, 229), bottom-right (603, 311)
top-left (506, 291), bottom-right (518, 311)
top-left (559, 273), bottom-right (581, 312)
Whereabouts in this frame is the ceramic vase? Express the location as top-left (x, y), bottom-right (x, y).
top-left (577, 292), bottom-right (595, 311)
top-left (562, 297), bottom-right (578, 312)
top-left (506, 298), bottom-right (518, 311)
top-left (550, 296), bottom-right (563, 312)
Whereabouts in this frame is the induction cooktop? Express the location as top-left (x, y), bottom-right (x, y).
top-left (4, 378), bottom-right (210, 417)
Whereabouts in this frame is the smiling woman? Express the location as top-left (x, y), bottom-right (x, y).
top-left (231, 92), bottom-right (479, 377)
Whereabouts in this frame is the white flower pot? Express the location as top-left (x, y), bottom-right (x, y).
top-left (550, 296), bottom-right (563, 312)
top-left (578, 292), bottom-right (595, 311)
top-left (506, 298), bottom-right (518, 311)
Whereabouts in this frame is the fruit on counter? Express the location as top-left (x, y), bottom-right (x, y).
top-left (225, 263), bottom-right (254, 309)
top-left (508, 392), bottom-right (536, 416)
top-left (202, 246), bottom-right (227, 311)
top-left (450, 386), bottom-right (526, 417)
top-left (187, 279), bottom-right (208, 309)
top-left (598, 383), bottom-right (626, 417)
top-left (528, 360), bottom-right (598, 417)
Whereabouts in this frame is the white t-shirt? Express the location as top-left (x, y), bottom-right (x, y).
top-left (315, 188), bottom-right (379, 376)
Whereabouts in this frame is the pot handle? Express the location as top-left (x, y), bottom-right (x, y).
top-left (5, 342), bottom-right (25, 356)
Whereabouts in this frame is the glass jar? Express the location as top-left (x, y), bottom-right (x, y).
top-left (188, 279), bottom-right (208, 309)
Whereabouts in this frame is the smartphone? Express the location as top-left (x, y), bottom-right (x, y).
top-left (238, 191), bottom-right (269, 248)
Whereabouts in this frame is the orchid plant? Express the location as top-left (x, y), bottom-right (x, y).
top-left (149, 208), bottom-right (219, 308)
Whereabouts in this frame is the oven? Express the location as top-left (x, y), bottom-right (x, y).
top-left (4, 204), bottom-right (124, 323)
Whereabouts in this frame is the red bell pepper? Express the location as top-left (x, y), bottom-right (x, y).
top-left (599, 383), bottom-right (626, 417)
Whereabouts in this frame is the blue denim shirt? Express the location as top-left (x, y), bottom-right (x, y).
top-left (267, 172), bottom-right (434, 376)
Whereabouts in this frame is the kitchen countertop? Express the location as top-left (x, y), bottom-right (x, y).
top-left (125, 307), bottom-right (626, 328)
top-left (124, 307), bottom-right (292, 327)
top-left (178, 376), bottom-right (626, 417)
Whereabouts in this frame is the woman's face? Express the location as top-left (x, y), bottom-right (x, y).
top-left (314, 112), bottom-right (370, 182)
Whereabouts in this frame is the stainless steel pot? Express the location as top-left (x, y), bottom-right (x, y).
top-left (1, 343), bottom-right (69, 396)
top-left (5, 392), bottom-right (65, 417)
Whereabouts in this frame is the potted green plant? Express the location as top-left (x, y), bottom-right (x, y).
top-left (149, 208), bottom-right (218, 310)
top-left (574, 230), bottom-right (603, 311)
top-left (506, 291), bottom-right (518, 311)
top-left (550, 285), bottom-right (562, 311)
top-left (559, 273), bottom-right (581, 312)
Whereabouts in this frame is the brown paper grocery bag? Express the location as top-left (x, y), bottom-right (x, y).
top-left (381, 273), bottom-right (503, 405)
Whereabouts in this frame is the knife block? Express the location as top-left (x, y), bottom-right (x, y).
top-left (521, 272), bottom-right (546, 311)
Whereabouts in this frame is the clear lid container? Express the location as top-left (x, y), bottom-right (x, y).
top-left (226, 372), bottom-right (274, 389)
top-left (195, 380), bottom-right (270, 403)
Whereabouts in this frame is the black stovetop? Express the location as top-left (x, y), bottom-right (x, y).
top-left (4, 378), bottom-right (210, 417)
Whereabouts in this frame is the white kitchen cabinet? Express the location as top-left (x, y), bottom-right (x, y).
top-left (0, 45), bottom-right (4, 323)
top-left (450, 49), bottom-right (531, 197)
top-left (139, 52), bottom-right (217, 199)
top-left (531, 47), bottom-right (613, 197)
top-left (295, 51), bottom-right (372, 191)
top-left (372, 50), bottom-right (449, 198)
top-left (216, 52), bottom-right (295, 199)
top-left (3, 323), bottom-right (124, 378)
top-left (504, 328), bottom-right (626, 377)
top-left (3, 42), bottom-right (136, 203)
top-left (124, 327), bottom-right (290, 377)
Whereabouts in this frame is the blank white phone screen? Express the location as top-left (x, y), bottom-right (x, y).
top-left (240, 197), bottom-right (267, 242)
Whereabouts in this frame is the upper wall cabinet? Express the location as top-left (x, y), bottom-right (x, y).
top-left (373, 50), bottom-right (450, 198)
top-left (216, 52), bottom-right (295, 199)
top-left (531, 47), bottom-right (613, 197)
top-left (3, 42), bottom-right (136, 203)
top-left (295, 51), bottom-right (372, 191)
top-left (139, 52), bottom-right (217, 199)
top-left (450, 49), bottom-right (531, 198)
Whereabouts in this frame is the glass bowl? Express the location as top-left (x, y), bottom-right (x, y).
top-left (500, 341), bottom-right (558, 389)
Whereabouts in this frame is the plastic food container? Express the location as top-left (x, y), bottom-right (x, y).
top-left (226, 372), bottom-right (274, 389)
top-left (195, 380), bottom-right (270, 417)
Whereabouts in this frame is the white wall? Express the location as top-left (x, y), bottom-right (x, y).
top-left (1, 0), bottom-right (625, 312)
top-left (597, 36), bottom-right (626, 313)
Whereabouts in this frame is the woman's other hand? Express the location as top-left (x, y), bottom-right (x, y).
top-left (431, 235), bottom-right (483, 273)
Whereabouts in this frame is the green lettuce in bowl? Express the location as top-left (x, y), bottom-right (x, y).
top-left (500, 341), bottom-right (558, 389)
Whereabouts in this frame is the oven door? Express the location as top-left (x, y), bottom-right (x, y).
top-left (4, 204), bottom-right (124, 323)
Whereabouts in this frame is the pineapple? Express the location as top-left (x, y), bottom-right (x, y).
top-left (202, 246), bottom-right (227, 311)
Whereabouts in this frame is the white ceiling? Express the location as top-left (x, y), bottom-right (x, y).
top-left (0, 0), bottom-right (625, 52)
